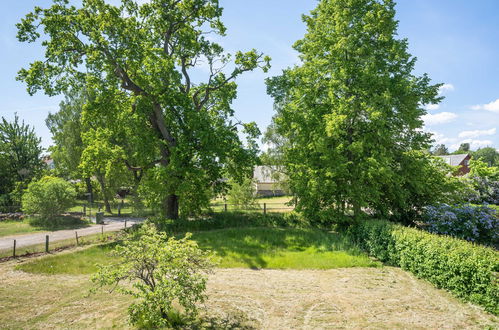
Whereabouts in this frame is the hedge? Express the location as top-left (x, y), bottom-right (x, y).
top-left (349, 220), bottom-right (498, 315)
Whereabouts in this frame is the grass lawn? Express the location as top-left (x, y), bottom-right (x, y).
top-left (17, 227), bottom-right (379, 274)
top-left (0, 216), bottom-right (91, 238)
top-left (0, 220), bottom-right (47, 238)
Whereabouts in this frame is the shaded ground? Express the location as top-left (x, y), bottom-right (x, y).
top-left (0, 259), bottom-right (496, 329)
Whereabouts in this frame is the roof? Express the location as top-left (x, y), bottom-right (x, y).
top-left (437, 154), bottom-right (469, 166)
top-left (253, 166), bottom-right (284, 183)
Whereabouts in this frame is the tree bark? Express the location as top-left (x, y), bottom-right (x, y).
top-left (164, 194), bottom-right (179, 220)
top-left (85, 177), bottom-right (93, 203)
top-left (96, 174), bottom-right (113, 214)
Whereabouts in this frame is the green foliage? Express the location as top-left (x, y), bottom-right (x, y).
top-left (432, 144), bottom-right (449, 156)
top-left (91, 223), bottom-right (214, 328)
top-left (17, 0), bottom-right (270, 219)
top-left (466, 158), bottom-right (499, 204)
top-left (469, 158), bottom-right (499, 181)
top-left (226, 177), bottom-right (259, 209)
top-left (473, 147), bottom-right (499, 167)
top-left (153, 211), bottom-right (308, 233)
top-left (21, 226), bottom-right (378, 274)
top-left (349, 220), bottom-right (499, 314)
top-left (0, 114), bottom-right (43, 209)
top-left (266, 0), bottom-right (443, 224)
top-left (46, 89), bottom-right (85, 179)
top-left (22, 176), bottom-right (76, 220)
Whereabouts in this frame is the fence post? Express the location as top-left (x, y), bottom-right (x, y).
top-left (45, 235), bottom-right (49, 253)
top-left (264, 203), bottom-right (267, 215)
top-left (75, 231), bottom-right (79, 246)
top-left (101, 226), bottom-right (104, 235)
top-left (83, 205), bottom-right (86, 216)
top-left (13, 240), bottom-right (16, 257)
top-left (224, 203), bottom-right (227, 212)
top-left (124, 220), bottom-right (127, 229)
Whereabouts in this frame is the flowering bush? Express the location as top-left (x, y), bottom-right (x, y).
top-left (422, 204), bottom-right (498, 246)
top-left (465, 177), bottom-right (499, 205)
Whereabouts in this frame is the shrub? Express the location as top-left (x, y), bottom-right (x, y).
top-left (152, 211), bottom-right (308, 234)
top-left (226, 177), bottom-right (260, 210)
top-left (22, 176), bottom-right (76, 220)
top-left (91, 223), bottom-right (214, 328)
top-left (421, 204), bottom-right (498, 247)
top-left (349, 220), bottom-right (499, 314)
top-left (465, 159), bottom-right (499, 204)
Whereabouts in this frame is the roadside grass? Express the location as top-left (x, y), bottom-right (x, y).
top-left (0, 216), bottom-right (90, 238)
top-left (16, 227), bottom-right (379, 275)
top-left (0, 220), bottom-right (46, 238)
top-left (0, 232), bottom-right (120, 259)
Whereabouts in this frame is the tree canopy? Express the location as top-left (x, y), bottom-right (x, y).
top-left (17, 0), bottom-right (270, 219)
top-left (266, 0), bottom-right (444, 223)
top-left (0, 114), bottom-right (43, 208)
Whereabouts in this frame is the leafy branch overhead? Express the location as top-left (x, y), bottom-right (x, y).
top-left (17, 0), bottom-right (271, 219)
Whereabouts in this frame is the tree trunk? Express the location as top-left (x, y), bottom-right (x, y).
top-left (85, 177), bottom-right (94, 203)
top-left (352, 201), bottom-right (361, 221)
top-left (96, 174), bottom-right (113, 214)
top-left (165, 194), bottom-right (179, 220)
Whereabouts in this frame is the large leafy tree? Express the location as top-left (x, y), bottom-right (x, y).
top-left (473, 147), bottom-right (498, 167)
top-left (266, 0), bottom-right (442, 223)
top-left (0, 114), bottom-right (43, 208)
top-left (46, 89), bottom-right (96, 203)
top-left (17, 0), bottom-right (270, 219)
top-left (432, 144), bottom-right (449, 156)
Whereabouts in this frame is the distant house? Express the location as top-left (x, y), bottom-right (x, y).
top-left (437, 154), bottom-right (471, 175)
top-left (42, 156), bottom-right (55, 170)
top-left (253, 166), bottom-right (287, 196)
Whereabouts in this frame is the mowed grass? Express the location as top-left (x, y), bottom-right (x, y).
top-left (0, 220), bottom-right (46, 237)
top-left (195, 227), bottom-right (379, 269)
top-left (17, 227), bottom-right (379, 275)
top-left (0, 216), bottom-right (90, 238)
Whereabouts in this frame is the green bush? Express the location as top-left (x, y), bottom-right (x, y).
top-left (22, 176), bottom-right (76, 220)
top-left (91, 223), bottom-right (214, 328)
top-left (152, 211), bottom-right (308, 233)
top-left (349, 220), bottom-right (499, 314)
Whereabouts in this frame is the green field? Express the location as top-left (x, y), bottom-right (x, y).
top-left (0, 217), bottom-right (91, 238)
top-left (0, 220), bottom-right (46, 238)
top-left (17, 227), bottom-right (379, 274)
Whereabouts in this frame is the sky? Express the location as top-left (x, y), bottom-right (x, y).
top-left (0, 0), bottom-right (498, 152)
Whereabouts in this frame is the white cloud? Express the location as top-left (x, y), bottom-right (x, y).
top-left (425, 104), bottom-right (440, 110)
top-left (438, 83), bottom-right (455, 94)
top-left (458, 128), bottom-right (496, 139)
top-left (429, 131), bottom-right (456, 145)
top-left (451, 139), bottom-right (493, 151)
top-left (471, 98), bottom-right (499, 113)
top-left (422, 112), bottom-right (457, 125)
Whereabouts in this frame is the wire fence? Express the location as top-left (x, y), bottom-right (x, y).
top-left (209, 202), bottom-right (295, 214)
top-left (0, 200), bottom-right (296, 219)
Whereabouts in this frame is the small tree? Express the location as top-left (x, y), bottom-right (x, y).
top-left (92, 223), bottom-right (214, 328)
top-left (22, 176), bottom-right (76, 220)
top-left (227, 177), bottom-right (260, 210)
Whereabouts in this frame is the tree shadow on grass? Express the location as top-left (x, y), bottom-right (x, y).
top-left (192, 227), bottom-right (367, 269)
top-left (29, 215), bottom-right (91, 231)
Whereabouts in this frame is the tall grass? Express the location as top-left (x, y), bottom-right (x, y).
top-left (17, 226), bottom-right (379, 274)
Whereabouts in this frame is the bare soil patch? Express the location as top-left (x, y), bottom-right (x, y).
top-left (0, 261), bottom-right (496, 329)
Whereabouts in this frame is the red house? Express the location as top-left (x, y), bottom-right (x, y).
top-left (437, 154), bottom-right (471, 175)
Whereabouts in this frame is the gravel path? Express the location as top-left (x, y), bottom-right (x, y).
top-left (0, 217), bottom-right (144, 251)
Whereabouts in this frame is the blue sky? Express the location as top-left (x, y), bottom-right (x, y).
top-left (0, 0), bottom-right (497, 151)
